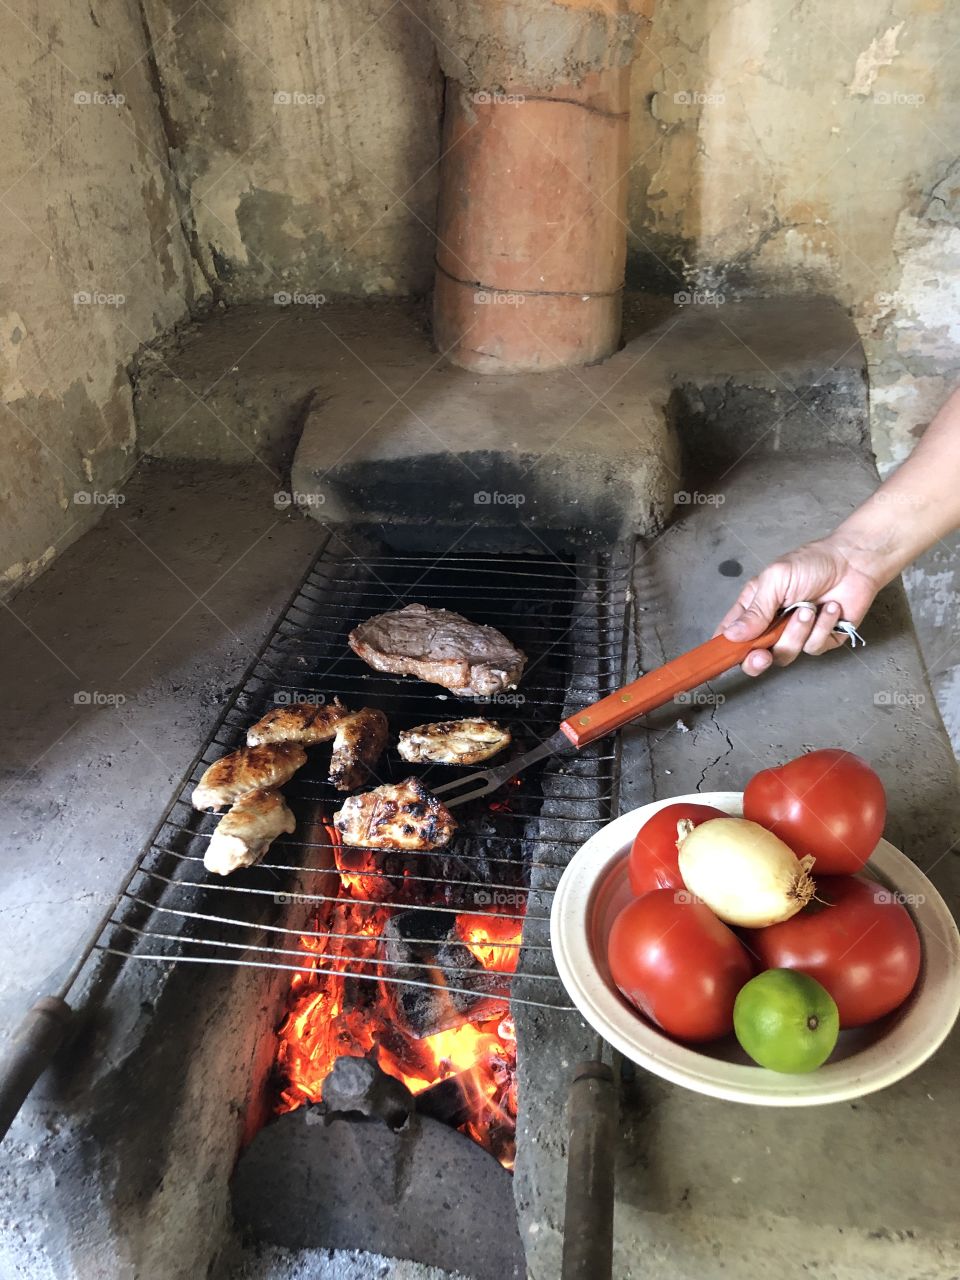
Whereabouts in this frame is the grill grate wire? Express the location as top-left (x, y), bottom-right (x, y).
top-left (93, 540), bottom-right (633, 1013)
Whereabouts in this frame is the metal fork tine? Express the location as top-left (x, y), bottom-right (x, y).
top-left (434, 777), bottom-right (499, 807)
top-left (432, 729), bottom-right (572, 808)
top-left (431, 771), bottom-right (489, 797)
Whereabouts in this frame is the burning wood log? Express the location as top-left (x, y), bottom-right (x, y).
top-left (379, 909), bottom-right (509, 1039)
top-left (413, 1071), bottom-right (473, 1129)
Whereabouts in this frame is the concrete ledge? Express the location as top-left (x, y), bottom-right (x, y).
top-left (133, 295), bottom-right (868, 546)
top-left (291, 294), bottom-right (866, 543)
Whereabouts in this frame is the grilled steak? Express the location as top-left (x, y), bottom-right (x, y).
top-left (348, 603), bottom-right (525, 697)
top-left (397, 718), bottom-right (511, 765)
top-left (334, 777), bottom-right (457, 850)
top-left (192, 742), bottom-right (307, 809)
top-left (204, 788), bottom-right (296, 876)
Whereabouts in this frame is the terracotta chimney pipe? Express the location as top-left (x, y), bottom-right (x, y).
top-left (424, 0), bottom-right (649, 375)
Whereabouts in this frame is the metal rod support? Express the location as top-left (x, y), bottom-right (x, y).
top-left (561, 1059), bottom-right (617, 1280)
top-left (0, 997), bottom-right (73, 1142)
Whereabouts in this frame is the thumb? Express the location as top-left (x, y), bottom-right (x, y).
top-left (722, 569), bottom-right (787, 641)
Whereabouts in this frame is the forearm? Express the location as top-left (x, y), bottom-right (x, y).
top-left (826, 386), bottom-right (960, 586)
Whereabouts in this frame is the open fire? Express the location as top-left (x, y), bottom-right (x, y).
top-left (274, 821), bottom-right (523, 1167)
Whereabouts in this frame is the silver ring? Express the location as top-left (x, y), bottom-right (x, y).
top-left (780, 600), bottom-right (866, 648)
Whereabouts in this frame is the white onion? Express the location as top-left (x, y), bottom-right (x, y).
top-left (676, 816), bottom-right (815, 927)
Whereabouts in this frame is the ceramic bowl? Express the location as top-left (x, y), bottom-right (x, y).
top-left (550, 792), bottom-right (960, 1105)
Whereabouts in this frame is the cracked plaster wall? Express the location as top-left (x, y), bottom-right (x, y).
top-left (141, 0), bottom-right (444, 302)
top-left (0, 0), bottom-right (200, 599)
top-left (627, 1), bottom-right (960, 749)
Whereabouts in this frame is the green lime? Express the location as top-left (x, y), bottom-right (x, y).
top-left (734, 969), bottom-right (839, 1073)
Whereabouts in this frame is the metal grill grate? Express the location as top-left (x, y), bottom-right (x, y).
top-left (94, 537), bottom-right (632, 1012)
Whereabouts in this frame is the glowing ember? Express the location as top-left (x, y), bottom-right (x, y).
top-left (328, 820), bottom-right (392, 900)
top-left (273, 821), bottom-right (523, 1168)
top-left (457, 914), bottom-right (521, 973)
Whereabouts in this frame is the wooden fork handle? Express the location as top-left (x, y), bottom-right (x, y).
top-left (559, 617), bottom-right (790, 749)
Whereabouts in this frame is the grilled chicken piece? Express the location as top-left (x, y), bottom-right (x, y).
top-left (204, 788), bottom-right (296, 876)
top-left (246, 698), bottom-right (349, 746)
top-left (246, 698), bottom-right (388, 792)
top-left (334, 777), bottom-right (457, 851)
top-left (329, 707), bottom-right (389, 791)
top-left (348, 603), bottom-right (526, 698)
top-left (192, 742), bottom-right (307, 809)
top-left (397, 719), bottom-right (511, 765)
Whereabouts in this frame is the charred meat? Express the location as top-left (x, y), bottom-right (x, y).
top-left (246, 698), bottom-right (349, 746)
top-left (204, 788), bottom-right (296, 876)
top-left (192, 742), bottom-right (307, 809)
top-left (329, 706), bottom-right (389, 791)
top-left (397, 718), bottom-right (511, 765)
top-left (348, 603), bottom-right (526, 698)
top-left (247, 698), bottom-right (388, 791)
top-left (334, 776), bottom-right (457, 851)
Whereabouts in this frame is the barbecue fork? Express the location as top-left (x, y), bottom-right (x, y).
top-left (432, 615), bottom-right (794, 808)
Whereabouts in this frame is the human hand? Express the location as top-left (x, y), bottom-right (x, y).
top-left (716, 536), bottom-right (886, 676)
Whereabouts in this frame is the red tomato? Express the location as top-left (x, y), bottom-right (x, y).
top-left (607, 889), bottom-right (753, 1041)
top-left (628, 802), bottom-right (726, 895)
top-left (744, 748), bottom-right (886, 875)
top-left (742, 875), bottom-right (921, 1027)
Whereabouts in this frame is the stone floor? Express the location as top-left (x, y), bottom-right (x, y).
top-left (0, 452), bottom-right (958, 1279)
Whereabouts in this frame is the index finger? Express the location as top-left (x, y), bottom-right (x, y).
top-left (714, 579), bottom-right (759, 637)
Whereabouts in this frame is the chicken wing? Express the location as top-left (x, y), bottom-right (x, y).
top-left (397, 719), bottom-right (511, 765)
top-left (192, 742), bottom-right (307, 809)
top-left (246, 699), bottom-right (387, 792)
top-left (334, 777), bottom-right (457, 850)
top-left (204, 788), bottom-right (296, 876)
top-left (329, 707), bottom-right (389, 791)
top-left (246, 699), bottom-right (348, 747)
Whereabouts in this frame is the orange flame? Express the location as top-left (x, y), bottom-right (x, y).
top-left (275, 900), bottom-right (520, 1166)
top-left (328, 820), bottom-right (393, 901)
top-left (457, 914), bottom-right (521, 973)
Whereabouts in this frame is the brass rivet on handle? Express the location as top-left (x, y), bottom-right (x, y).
top-left (579, 716), bottom-right (590, 726)
top-left (621, 694), bottom-right (631, 702)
